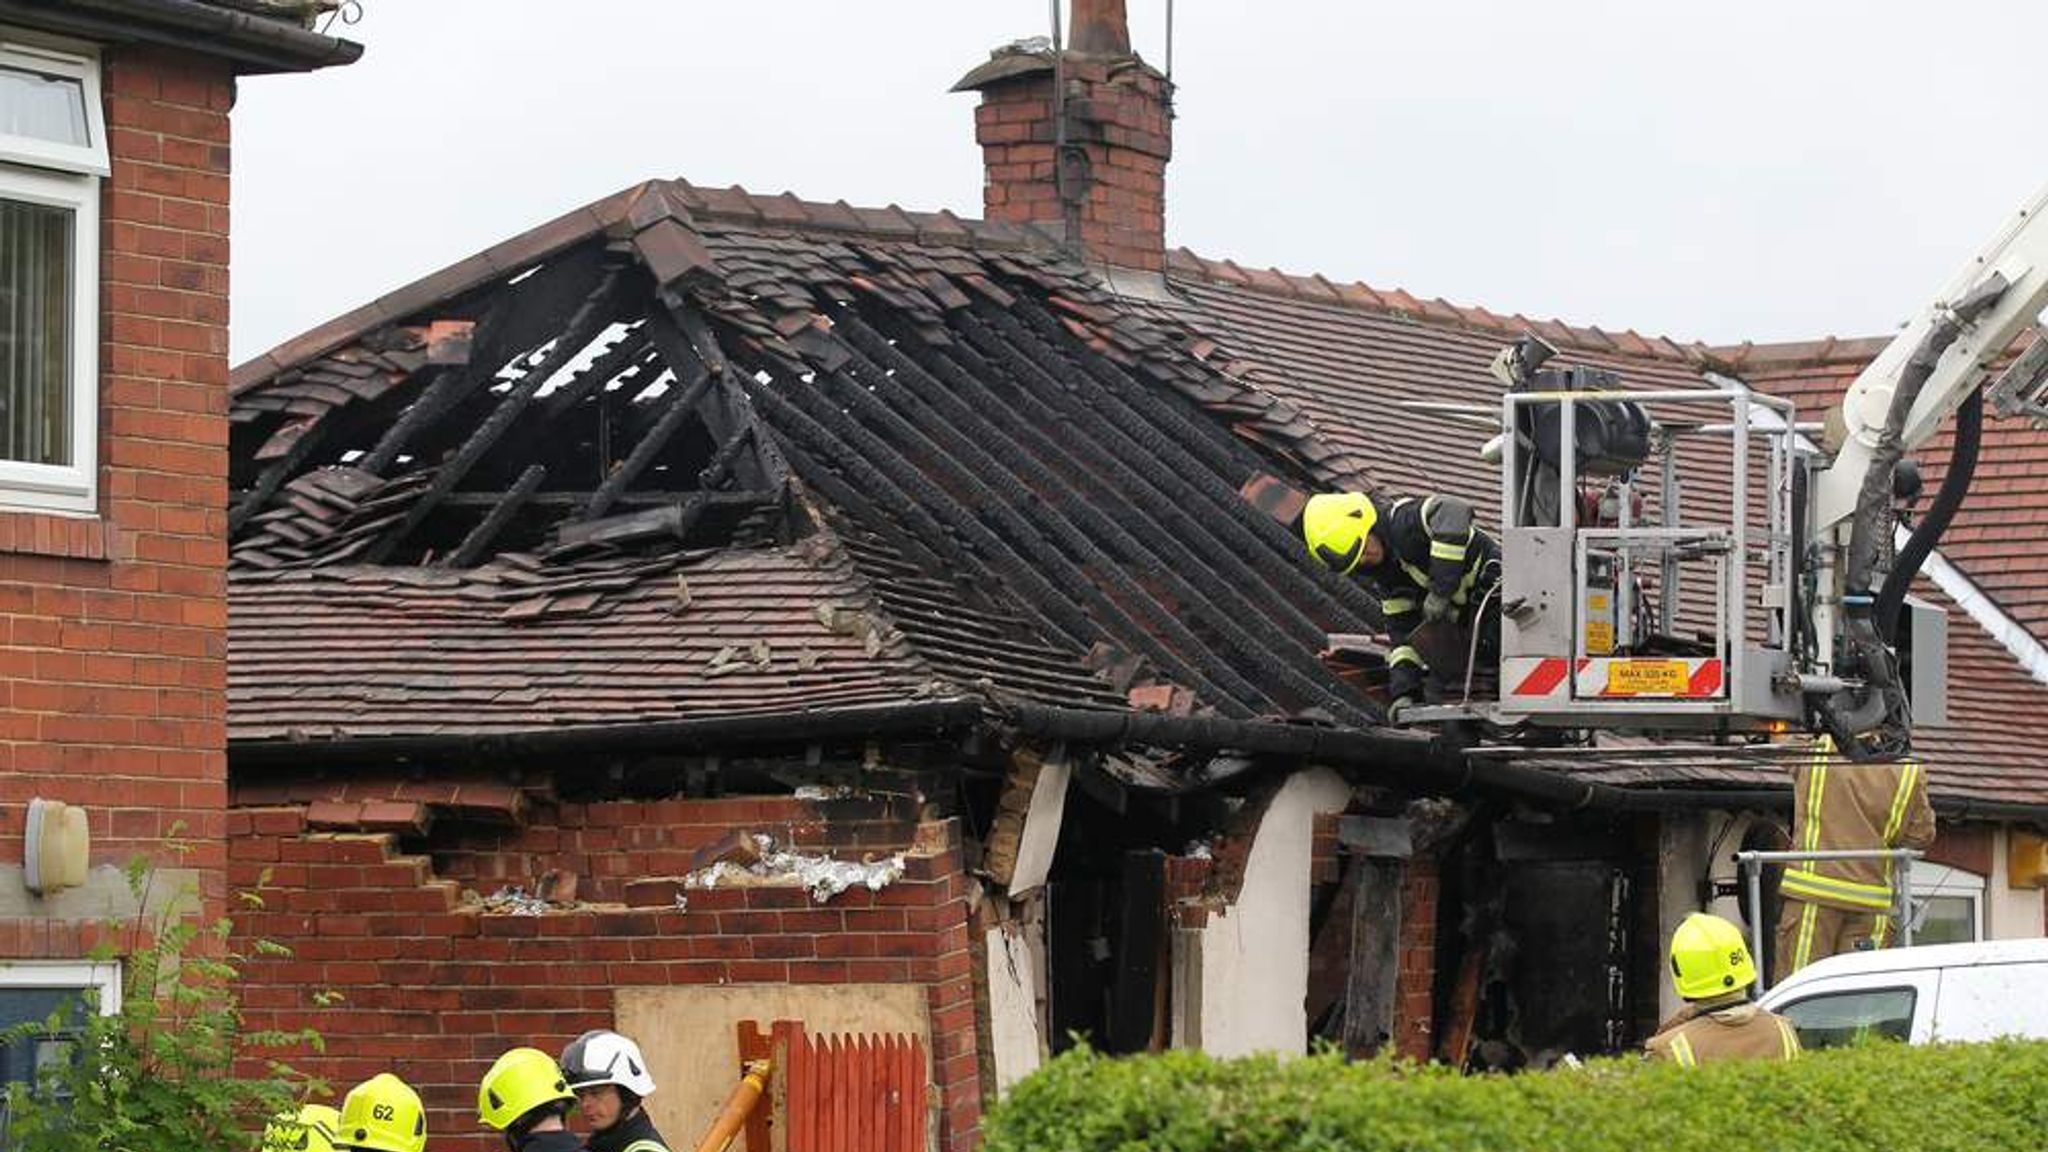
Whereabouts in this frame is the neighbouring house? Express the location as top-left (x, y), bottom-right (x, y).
top-left (220, 3), bottom-right (2047, 1151)
top-left (0, 0), bottom-right (358, 1130)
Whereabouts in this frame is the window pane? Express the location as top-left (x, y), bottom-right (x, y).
top-left (1914, 895), bottom-right (1976, 946)
top-left (0, 986), bottom-right (84, 1085)
top-left (1780, 986), bottom-right (1916, 1049)
top-left (0, 65), bottom-right (89, 147)
top-left (0, 195), bottom-right (73, 466)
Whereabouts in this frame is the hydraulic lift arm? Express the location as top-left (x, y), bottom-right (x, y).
top-left (1809, 182), bottom-right (2048, 757)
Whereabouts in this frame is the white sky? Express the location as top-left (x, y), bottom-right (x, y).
top-left (230, 1), bottom-right (2048, 364)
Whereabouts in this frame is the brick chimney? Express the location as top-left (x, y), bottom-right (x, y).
top-left (952, 0), bottom-right (1172, 272)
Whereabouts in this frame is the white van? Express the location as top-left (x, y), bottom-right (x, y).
top-left (1758, 938), bottom-right (2048, 1047)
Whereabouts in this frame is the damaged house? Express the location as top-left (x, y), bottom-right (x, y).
top-left (221, 3), bottom-right (2048, 1150)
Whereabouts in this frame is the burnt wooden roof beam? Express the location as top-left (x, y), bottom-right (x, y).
top-left (848, 307), bottom-right (1367, 721)
top-left (585, 313), bottom-right (721, 520)
top-left (444, 463), bottom-right (548, 569)
top-left (363, 268), bottom-right (628, 565)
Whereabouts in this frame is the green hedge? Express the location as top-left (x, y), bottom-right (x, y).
top-left (986, 1040), bottom-right (2048, 1152)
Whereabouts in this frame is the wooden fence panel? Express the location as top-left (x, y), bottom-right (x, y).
top-left (747, 1020), bottom-right (928, 1152)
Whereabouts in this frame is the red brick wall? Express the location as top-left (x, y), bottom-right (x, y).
top-left (229, 796), bottom-right (984, 1152)
top-left (0, 44), bottom-right (232, 951)
top-left (1392, 857), bottom-right (1439, 1061)
top-left (972, 55), bottom-right (1171, 272)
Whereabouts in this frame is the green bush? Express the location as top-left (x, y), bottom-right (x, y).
top-left (2, 855), bottom-right (327, 1152)
top-left (987, 1039), bottom-right (2048, 1152)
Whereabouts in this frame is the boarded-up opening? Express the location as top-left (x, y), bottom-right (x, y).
top-left (618, 984), bottom-right (931, 1144)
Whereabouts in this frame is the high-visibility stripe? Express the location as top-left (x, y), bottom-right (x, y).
top-left (1670, 1034), bottom-right (1697, 1068)
top-left (1884, 763), bottom-right (1920, 896)
top-left (1430, 540), bottom-right (1467, 561)
top-left (1884, 765), bottom-right (1918, 845)
top-left (1803, 755), bottom-right (1827, 856)
top-left (1793, 902), bottom-right (1818, 972)
top-left (1389, 645), bottom-right (1425, 668)
top-left (1872, 914), bottom-right (1890, 949)
top-left (621, 1141), bottom-right (672, 1152)
top-left (1777, 1017), bottom-right (1800, 1060)
top-left (1782, 869), bottom-right (1893, 909)
top-left (1381, 596), bottom-right (1417, 616)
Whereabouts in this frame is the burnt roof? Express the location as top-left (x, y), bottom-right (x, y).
top-left (229, 180), bottom-right (1385, 746)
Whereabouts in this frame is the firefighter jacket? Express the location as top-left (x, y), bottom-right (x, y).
top-left (1645, 997), bottom-right (1801, 1066)
top-left (1782, 743), bottom-right (1936, 913)
top-left (1356, 495), bottom-right (1500, 672)
top-left (586, 1108), bottom-right (671, 1152)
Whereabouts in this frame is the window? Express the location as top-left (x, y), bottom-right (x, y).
top-left (1908, 864), bottom-right (1984, 946)
top-left (1777, 985), bottom-right (1916, 1050)
top-left (0, 30), bottom-right (106, 515)
top-left (0, 961), bottom-right (120, 1145)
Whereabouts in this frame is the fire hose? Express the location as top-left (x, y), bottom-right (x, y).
top-left (691, 1058), bottom-right (773, 1152)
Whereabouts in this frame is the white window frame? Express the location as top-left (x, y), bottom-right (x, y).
top-left (0, 959), bottom-right (120, 1013)
top-left (1909, 863), bottom-right (1985, 944)
top-left (0, 28), bottom-right (105, 516)
top-left (0, 37), bottom-right (110, 177)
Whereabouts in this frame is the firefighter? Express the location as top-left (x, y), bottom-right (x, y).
top-left (265, 1104), bottom-right (342, 1152)
top-left (1646, 912), bottom-right (1801, 1066)
top-left (1302, 490), bottom-right (1501, 712)
top-left (1774, 740), bottom-right (1936, 981)
top-left (561, 1029), bottom-right (672, 1152)
top-left (334, 1073), bottom-right (428, 1152)
top-left (479, 1047), bottom-right (584, 1152)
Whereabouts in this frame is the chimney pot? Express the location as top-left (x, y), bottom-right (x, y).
top-left (1069, 0), bottom-right (1133, 57)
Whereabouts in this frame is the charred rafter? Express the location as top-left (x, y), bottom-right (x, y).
top-left (363, 267), bottom-right (628, 564)
top-left (445, 463), bottom-right (547, 569)
top-left (586, 312), bottom-right (718, 520)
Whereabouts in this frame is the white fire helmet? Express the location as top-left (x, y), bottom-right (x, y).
top-left (559, 1029), bottom-right (657, 1098)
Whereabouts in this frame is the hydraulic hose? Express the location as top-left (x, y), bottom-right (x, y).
top-left (1876, 387), bottom-right (1982, 644)
top-left (1827, 275), bottom-right (2005, 758)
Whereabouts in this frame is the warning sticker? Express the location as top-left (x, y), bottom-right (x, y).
top-left (1584, 619), bottom-right (1614, 655)
top-left (1605, 660), bottom-right (1689, 695)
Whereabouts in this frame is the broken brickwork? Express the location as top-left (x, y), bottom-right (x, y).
top-left (228, 793), bottom-right (983, 1152)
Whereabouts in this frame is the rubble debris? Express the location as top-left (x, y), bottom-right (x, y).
top-left (481, 885), bottom-right (552, 916)
top-left (792, 784), bottom-right (855, 801)
top-left (681, 832), bottom-right (905, 903)
top-left (690, 829), bottom-right (765, 871)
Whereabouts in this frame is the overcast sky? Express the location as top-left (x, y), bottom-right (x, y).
top-left (229, 1), bottom-right (2048, 365)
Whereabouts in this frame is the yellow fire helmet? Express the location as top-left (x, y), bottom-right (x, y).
top-left (1669, 911), bottom-right (1758, 1000)
top-left (479, 1046), bottom-right (575, 1132)
top-left (337, 1073), bottom-right (426, 1152)
top-left (1301, 492), bottom-right (1378, 575)
top-left (264, 1104), bottom-right (341, 1152)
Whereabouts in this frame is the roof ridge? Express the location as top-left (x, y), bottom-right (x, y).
top-left (668, 177), bottom-right (1043, 250)
top-left (1706, 333), bottom-right (1897, 370)
top-left (1165, 246), bottom-right (1722, 368)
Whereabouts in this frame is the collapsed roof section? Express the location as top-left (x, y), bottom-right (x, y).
top-left (229, 180), bottom-right (1391, 743)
